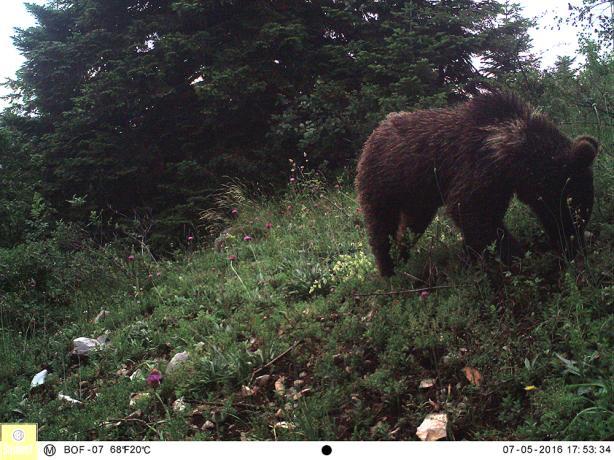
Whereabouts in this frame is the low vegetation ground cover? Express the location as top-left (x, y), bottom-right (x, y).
top-left (1, 137), bottom-right (612, 440)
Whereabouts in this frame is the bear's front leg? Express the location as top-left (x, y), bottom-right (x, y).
top-left (495, 226), bottom-right (524, 265)
top-left (458, 223), bottom-right (523, 264)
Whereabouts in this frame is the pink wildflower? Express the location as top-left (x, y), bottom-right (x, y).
top-left (228, 255), bottom-right (237, 261)
top-left (146, 369), bottom-right (162, 387)
top-left (420, 291), bottom-right (430, 300)
top-left (265, 222), bottom-right (273, 229)
top-left (127, 255), bottom-right (135, 262)
top-left (243, 235), bottom-right (252, 242)
top-left (231, 208), bottom-right (239, 217)
top-left (187, 235), bottom-right (194, 242)
top-left (289, 177), bottom-right (296, 183)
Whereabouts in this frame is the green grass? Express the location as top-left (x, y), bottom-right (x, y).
top-left (1, 148), bottom-right (612, 441)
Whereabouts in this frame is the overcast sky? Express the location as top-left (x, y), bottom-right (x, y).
top-left (0, 0), bottom-right (603, 105)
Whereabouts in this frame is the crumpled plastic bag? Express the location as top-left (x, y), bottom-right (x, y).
top-left (416, 413), bottom-right (448, 441)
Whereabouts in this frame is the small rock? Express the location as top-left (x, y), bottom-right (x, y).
top-left (202, 420), bottom-right (215, 430)
top-left (129, 369), bottom-right (144, 381)
top-left (172, 397), bottom-right (187, 413)
top-left (241, 385), bottom-right (255, 397)
top-left (254, 374), bottom-right (271, 387)
top-left (166, 351), bottom-right (190, 374)
top-left (116, 366), bottom-right (130, 377)
top-left (129, 392), bottom-right (150, 407)
top-left (274, 377), bottom-right (286, 395)
top-left (273, 422), bottom-right (295, 430)
top-left (419, 378), bottom-right (436, 389)
top-left (292, 379), bottom-right (304, 388)
top-left (72, 337), bottom-right (102, 356)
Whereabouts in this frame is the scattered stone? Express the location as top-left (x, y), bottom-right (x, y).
top-left (172, 397), bottom-right (187, 413)
top-left (129, 369), bottom-right (144, 381)
top-left (255, 374), bottom-right (271, 387)
top-left (241, 385), bottom-right (255, 397)
top-left (166, 351), bottom-right (190, 374)
top-left (202, 420), bottom-right (215, 430)
top-left (72, 337), bottom-right (102, 356)
top-left (129, 392), bottom-right (150, 407)
top-left (273, 422), bottom-right (295, 430)
top-left (274, 377), bottom-right (286, 395)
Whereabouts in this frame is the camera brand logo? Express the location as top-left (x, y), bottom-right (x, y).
top-left (1, 424), bottom-right (38, 460)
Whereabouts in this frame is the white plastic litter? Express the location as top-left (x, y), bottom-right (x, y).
top-left (30, 369), bottom-right (48, 388)
top-left (58, 393), bottom-right (82, 405)
top-left (416, 413), bottom-right (448, 441)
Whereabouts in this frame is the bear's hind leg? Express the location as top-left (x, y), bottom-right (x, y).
top-left (364, 206), bottom-right (400, 277)
top-left (450, 213), bottom-right (522, 265)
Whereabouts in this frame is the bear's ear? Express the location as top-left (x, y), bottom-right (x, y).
top-left (570, 136), bottom-right (599, 169)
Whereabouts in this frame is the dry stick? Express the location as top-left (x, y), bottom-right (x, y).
top-left (401, 271), bottom-right (427, 284)
top-left (249, 340), bottom-right (303, 383)
top-left (185, 399), bottom-right (260, 409)
top-left (353, 285), bottom-right (452, 298)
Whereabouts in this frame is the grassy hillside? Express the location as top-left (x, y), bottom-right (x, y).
top-left (1, 144), bottom-right (613, 441)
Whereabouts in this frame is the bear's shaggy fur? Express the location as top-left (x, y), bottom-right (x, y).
top-left (355, 91), bottom-right (599, 276)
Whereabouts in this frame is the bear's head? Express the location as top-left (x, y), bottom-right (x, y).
top-left (519, 135), bottom-right (599, 259)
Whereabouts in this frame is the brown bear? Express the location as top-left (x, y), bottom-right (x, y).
top-left (355, 91), bottom-right (599, 276)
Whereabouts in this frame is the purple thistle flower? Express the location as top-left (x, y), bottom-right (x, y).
top-left (420, 291), bottom-right (430, 300)
top-left (265, 222), bottom-right (273, 229)
top-left (127, 255), bottom-right (135, 262)
top-left (146, 369), bottom-right (162, 387)
top-left (228, 255), bottom-right (237, 261)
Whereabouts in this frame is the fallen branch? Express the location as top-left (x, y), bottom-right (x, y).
top-left (249, 340), bottom-right (303, 383)
top-left (353, 285), bottom-right (452, 298)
